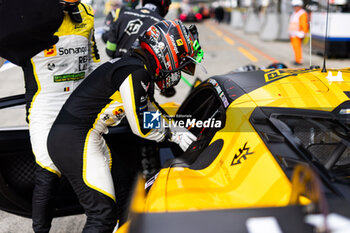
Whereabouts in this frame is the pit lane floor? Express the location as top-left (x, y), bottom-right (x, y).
top-left (1, 17), bottom-right (350, 233)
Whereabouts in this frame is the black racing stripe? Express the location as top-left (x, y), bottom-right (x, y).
top-left (22, 61), bottom-right (38, 120)
top-left (80, 3), bottom-right (94, 17)
top-left (91, 33), bottom-right (100, 60)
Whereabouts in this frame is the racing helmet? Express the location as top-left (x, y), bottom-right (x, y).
top-left (122, 0), bottom-right (139, 8)
top-left (142, 0), bottom-right (172, 17)
top-left (139, 20), bottom-right (203, 90)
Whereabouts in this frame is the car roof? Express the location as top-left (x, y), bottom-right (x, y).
top-left (214, 68), bottom-right (350, 111)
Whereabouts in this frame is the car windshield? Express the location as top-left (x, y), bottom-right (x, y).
top-left (275, 115), bottom-right (350, 184)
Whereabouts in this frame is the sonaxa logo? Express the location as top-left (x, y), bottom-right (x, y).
top-left (58, 46), bottom-right (88, 55)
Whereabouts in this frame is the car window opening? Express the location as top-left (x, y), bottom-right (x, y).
top-left (274, 115), bottom-right (350, 184)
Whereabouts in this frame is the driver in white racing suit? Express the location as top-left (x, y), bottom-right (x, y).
top-left (21, 0), bottom-right (100, 232)
top-left (47, 20), bottom-right (203, 232)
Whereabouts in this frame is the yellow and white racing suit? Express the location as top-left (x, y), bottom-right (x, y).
top-left (23, 3), bottom-right (100, 175)
top-left (21, 3), bottom-right (100, 233)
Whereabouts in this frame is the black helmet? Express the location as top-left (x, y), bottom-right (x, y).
top-left (140, 20), bottom-right (203, 91)
top-left (122, 0), bottom-right (139, 8)
top-left (142, 0), bottom-right (171, 17)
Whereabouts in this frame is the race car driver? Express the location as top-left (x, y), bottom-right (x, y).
top-left (47, 20), bottom-right (203, 232)
top-left (21, 0), bottom-right (100, 232)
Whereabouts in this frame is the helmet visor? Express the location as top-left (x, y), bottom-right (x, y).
top-left (181, 38), bottom-right (203, 76)
top-left (181, 61), bottom-right (196, 76)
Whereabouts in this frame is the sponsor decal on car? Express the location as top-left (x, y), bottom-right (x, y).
top-left (231, 142), bottom-right (254, 166)
top-left (208, 79), bottom-right (230, 108)
top-left (145, 172), bottom-right (159, 189)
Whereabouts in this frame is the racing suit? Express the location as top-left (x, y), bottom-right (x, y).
top-left (22, 3), bottom-right (100, 232)
top-left (106, 4), bottom-right (163, 58)
top-left (47, 52), bottom-right (168, 232)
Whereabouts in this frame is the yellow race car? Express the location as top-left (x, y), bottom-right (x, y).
top-left (118, 67), bottom-right (350, 233)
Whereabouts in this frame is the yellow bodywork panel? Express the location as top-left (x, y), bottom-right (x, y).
top-left (145, 101), bottom-right (292, 212)
top-left (248, 70), bottom-right (350, 111)
top-left (159, 102), bottom-right (180, 117)
top-left (137, 68), bottom-right (350, 213)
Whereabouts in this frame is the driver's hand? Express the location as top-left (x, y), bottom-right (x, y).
top-left (169, 129), bottom-right (197, 151)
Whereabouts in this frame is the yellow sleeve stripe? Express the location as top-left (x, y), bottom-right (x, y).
top-left (114, 8), bottom-right (121, 22)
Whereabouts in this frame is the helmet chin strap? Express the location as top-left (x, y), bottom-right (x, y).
top-left (158, 59), bottom-right (193, 74)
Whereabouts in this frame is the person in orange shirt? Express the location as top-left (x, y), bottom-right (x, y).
top-left (288, 0), bottom-right (309, 66)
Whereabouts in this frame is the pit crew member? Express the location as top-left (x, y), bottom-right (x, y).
top-left (105, 0), bottom-right (171, 58)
